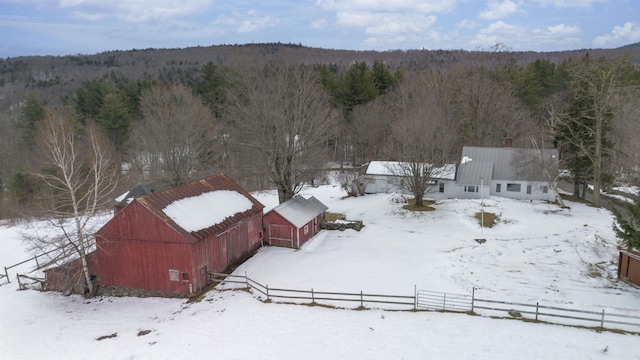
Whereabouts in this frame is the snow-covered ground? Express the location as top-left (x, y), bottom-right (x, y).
top-left (1, 184), bottom-right (640, 359)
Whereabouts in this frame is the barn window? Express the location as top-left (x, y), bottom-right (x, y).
top-left (526, 185), bottom-right (532, 194)
top-left (506, 183), bottom-right (521, 192)
top-left (439, 183), bottom-right (445, 193)
top-left (304, 225), bottom-right (309, 234)
top-left (496, 184), bottom-right (501, 192)
top-left (182, 272), bottom-right (190, 281)
top-left (542, 186), bottom-right (549, 194)
top-left (169, 269), bottom-right (179, 282)
top-left (464, 185), bottom-right (478, 193)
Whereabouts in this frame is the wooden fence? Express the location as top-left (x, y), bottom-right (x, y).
top-left (211, 273), bottom-right (640, 333)
top-left (1, 245), bottom-right (72, 285)
top-left (210, 272), bottom-right (416, 309)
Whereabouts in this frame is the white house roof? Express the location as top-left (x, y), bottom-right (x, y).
top-left (270, 195), bottom-right (328, 229)
top-left (365, 161), bottom-right (456, 180)
top-left (457, 146), bottom-right (558, 185)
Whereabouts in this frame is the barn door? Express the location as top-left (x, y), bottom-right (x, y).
top-left (200, 265), bottom-right (208, 289)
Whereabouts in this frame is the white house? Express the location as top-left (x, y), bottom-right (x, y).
top-left (358, 161), bottom-right (457, 200)
top-left (454, 146), bottom-right (559, 202)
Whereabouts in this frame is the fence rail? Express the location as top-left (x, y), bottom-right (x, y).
top-left (210, 272), bottom-right (416, 308)
top-left (210, 273), bottom-right (640, 333)
top-left (1, 245), bottom-right (73, 285)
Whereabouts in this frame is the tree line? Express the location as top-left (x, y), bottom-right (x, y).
top-left (1, 52), bottom-right (640, 219)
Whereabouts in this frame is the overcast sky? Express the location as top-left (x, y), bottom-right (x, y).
top-left (1, 0), bottom-right (639, 58)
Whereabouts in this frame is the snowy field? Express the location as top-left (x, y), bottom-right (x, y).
top-left (1, 184), bottom-right (640, 359)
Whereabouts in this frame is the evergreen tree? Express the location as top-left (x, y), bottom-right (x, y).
top-left (97, 93), bottom-right (131, 152)
top-left (190, 62), bottom-right (227, 118)
top-left (613, 198), bottom-right (640, 250)
top-left (17, 93), bottom-right (45, 148)
top-left (336, 61), bottom-right (378, 114)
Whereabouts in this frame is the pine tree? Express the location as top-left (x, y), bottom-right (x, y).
top-left (613, 198), bottom-right (640, 251)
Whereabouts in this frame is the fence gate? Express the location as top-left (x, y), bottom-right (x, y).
top-left (416, 290), bottom-right (473, 312)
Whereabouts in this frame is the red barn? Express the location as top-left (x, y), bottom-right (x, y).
top-left (93, 174), bottom-right (264, 295)
top-left (263, 195), bottom-right (328, 248)
top-left (618, 249), bottom-right (640, 286)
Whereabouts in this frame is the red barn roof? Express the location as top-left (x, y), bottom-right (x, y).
top-left (134, 173), bottom-right (264, 243)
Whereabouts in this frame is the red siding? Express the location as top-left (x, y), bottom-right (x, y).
top-left (264, 211), bottom-right (325, 249)
top-left (94, 198), bottom-right (264, 295)
top-left (619, 250), bottom-right (640, 286)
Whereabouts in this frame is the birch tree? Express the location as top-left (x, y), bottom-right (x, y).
top-left (28, 110), bottom-right (119, 295)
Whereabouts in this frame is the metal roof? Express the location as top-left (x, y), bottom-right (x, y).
top-left (457, 146), bottom-right (558, 185)
top-left (269, 195), bottom-right (328, 229)
top-left (136, 173), bottom-right (264, 243)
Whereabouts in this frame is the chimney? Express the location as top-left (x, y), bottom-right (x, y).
top-left (504, 138), bottom-right (513, 148)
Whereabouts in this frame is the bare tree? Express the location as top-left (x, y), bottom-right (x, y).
top-left (131, 84), bottom-right (218, 187)
top-left (227, 63), bottom-right (336, 203)
top-left (27, 110), bottom-right (119, 295)
top-left (386, 79), bottom-right (452, 207)
top-left (449, 65), bottom-right (531, 147)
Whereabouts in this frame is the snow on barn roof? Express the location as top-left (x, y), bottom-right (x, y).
top-left (365, 161), bottom-right (456, 180)
top-left (162, 190), bottom-right (254, 233)
top-left (270, 195), bottom-right (328, 228)
top-left (135, 173), bottom-right (264, 242)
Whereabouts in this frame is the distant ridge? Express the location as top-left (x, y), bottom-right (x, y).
top-left (619, 42), bottom-right (640, 49)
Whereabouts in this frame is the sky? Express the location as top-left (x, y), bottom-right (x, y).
top-left (0, 1), bottom-right (639, 58)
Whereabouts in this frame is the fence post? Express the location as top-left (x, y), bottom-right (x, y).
top-left (245, 271), bottom-right (249, 289)
top-left (360, 291), bottom-right (363, 308)
top-left (471, 287), bottom-right (475, 313)
top-left (414, 285), bottom-right (417, 310)
top-left (601, 309), bottom-right (605, 328)
top-left (535, 303), bottom-right (539, 321)
top-left (4, 267), bottom-right (9, 283)
top-left (312, 288), bottom-right (315, 303)
top-left (443, 293), bottom-right (447, 310)
top-left (266, 284), bottom-right (270, 301)
top-left (16, 273), bottom-right (22, 289)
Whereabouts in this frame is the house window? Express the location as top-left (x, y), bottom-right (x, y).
top-left (506, 183), bottom-right (521, 192)
top-left (169, 269), bottom-right (179, 282)
top-left (464, 185), bottom-right (478, 193)
top-left (542, 186), bottom-right (549, 194)
top-left (439, 182), bottom-right (445, 193)
top-left (304, 225), bottom-right (309, 234)
top-left (496, 184), bottom-right (501, 193)
top-left (526, 185), bottom-right (532, 194)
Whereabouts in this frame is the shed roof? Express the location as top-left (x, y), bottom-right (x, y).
top-left (269, 195), bottom-right (328, 229)
top-left (365, 161), bottom-right (456, 180)
top-left (135, 173), bottom-right (264, 243)
top-left (457, 146), bottom-right (558, 185)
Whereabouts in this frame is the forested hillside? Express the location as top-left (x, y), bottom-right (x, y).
top-left (1, 43), bottom-right (639, 218)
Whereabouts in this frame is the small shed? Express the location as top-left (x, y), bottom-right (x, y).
top-left (263, 195), bottom-right (328, 249)
top-left (618, 249), bottom-right (640, 286)
top-left (93, 173), bottom-right (264, 295)
top-left (44, 252), bottom-right (99, 294)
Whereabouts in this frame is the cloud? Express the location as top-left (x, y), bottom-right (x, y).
top-left (478, 0), bottom-right (520, 20)
top-left (238, 16), bottom-right (280, 34)
top-left (470, 20), bottom-right (583, 50)
top-left (530, 0), bottom-right (606, 8)
top-left (13, 0), bottom-right (211, 23)
top-left (592, 22), bottom-right (640, 48)
top-left (316, 0), bottom-right (457, 13)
